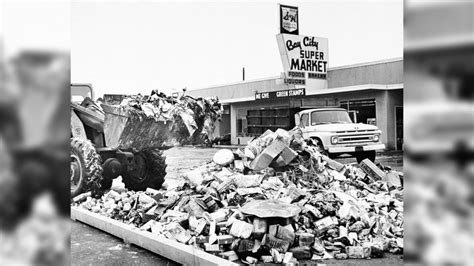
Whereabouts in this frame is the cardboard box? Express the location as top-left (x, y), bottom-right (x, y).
top-left (195, 219), bottom-right (207, 235)
top-left (383, 171), bottom-right (402, 188)
top-left (359, 159), bottom-right (385, 180)
top-left (322, 155), bottom-right (344, 171)
top-left (204, 243), bottom-right (222, 252)
top-left (252, 217), bottom-right (268, 239)
top-left (296, 232), bottom-right (315, 247)
top-left (217, 235), bottom-right (234, 245)
top-left (314, 216), bottom-right (338, 235)
top-left (289, 246), bottom-right (312, 260)
top-left (249, 140), bottom-right (287, 171)
top-left (269, 224), bottom-right (295, 246)
top-left (260, 255), bottom-right (273, 263)
top-left (233, 160), bottom-right (244, 172)
top-left (346, 246), bottom-right (371, 259)
top-left (272, 146), bottom-right (298, 167)
top-left (196, 235), bottom-right (209, 244)
top-left (230, 220), bottom-right (254, 238)
top-left (262, 234), bottom-right (290, 253)
top-left (282, 252), bottom-right (293, 263)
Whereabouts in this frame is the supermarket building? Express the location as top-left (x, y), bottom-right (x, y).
top-left (188, 58), bottom-right (403, 150)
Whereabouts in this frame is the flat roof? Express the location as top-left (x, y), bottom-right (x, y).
top-left (327, 57), bottom-right (402, 71)
top-left (189, 76), bottom-right (282, 92)
top-left (189, 58), bottom-right (403, 92)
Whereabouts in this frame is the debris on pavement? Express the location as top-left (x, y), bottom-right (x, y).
top-left (72, 127), bottom-right (403, 264)
top-left (213, 149), bottom-right (234, 166)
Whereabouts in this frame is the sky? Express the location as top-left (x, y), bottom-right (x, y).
top-left (71, 1), bottom-right (402, 98)
top-left (3, 1), bottom-right (403, 99)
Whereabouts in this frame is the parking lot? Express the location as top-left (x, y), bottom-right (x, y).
top-left (165, 147), bottom-right (403, 179)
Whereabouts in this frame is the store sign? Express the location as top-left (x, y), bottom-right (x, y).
top-left (280, 4), bottom-right (299, 35)
top-left (284, 71), bottom-right (306, 85)
top-left (277, 34), bottom-right (329, 90)
top-left (255, 88), bottom-right (305, 100)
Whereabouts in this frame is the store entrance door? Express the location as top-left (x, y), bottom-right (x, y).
top-left (340, 99), bottom-right (376, 125)
top-left (348, 110), bottom-right (357, 123)
top-left (395, 106), bottom-right (403, 150)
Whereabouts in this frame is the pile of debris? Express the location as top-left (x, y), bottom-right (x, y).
top-left (73, 128), bottom-right (403, 264)
top-left (118, 90), bottom-right (222, 144)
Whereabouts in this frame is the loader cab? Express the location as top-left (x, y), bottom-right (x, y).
top-left (70, 83), bottom-right (105, 146)
top-left (72, 83), bottom-right (94, 103)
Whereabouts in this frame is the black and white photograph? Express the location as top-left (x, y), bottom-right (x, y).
top-left (0, 0), bottom-right (473, 265)
top-left (70, 1), bottom-right (404, 264)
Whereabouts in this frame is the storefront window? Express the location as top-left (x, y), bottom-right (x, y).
top-left (246, 108), bottom-right (291, 136)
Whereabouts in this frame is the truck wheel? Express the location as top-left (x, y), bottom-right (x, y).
top-left (122, 149), bottom-right (166, 191)
top-left (71, 138), bottom-right (103, 198)
top-left (355, 150), bottom-right (376, 163)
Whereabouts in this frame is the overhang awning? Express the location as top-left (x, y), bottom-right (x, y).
top-left (220, 83), bottom-right (403, 104)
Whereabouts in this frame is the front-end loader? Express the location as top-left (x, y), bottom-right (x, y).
top-left (70, 84), bottom-right (167, 197)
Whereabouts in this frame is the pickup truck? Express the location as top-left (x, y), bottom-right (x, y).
top-left (295, 108), bottom-right (385, 162)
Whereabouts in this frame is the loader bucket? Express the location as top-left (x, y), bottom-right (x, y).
top-left (101, 104), bottom-right (172, 151)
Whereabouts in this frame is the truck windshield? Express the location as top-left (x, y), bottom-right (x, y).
top-left (311, 110), bottom-right (352, 125)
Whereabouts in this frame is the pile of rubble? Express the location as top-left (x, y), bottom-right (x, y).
top-left (73, 128), bottom-right (403, 264)
top-left (118, 90), bottom-right (222, 144)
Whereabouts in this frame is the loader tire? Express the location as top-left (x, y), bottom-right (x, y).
top-left (100, 178), bottom-right (113, 190)
top-left (70, 138), bottom-right (103, 198)
top-left (122, 149), bottom-right (166, 191)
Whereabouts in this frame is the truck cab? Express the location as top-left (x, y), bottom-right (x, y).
top-left (295, 107), bottom-right (385, 162)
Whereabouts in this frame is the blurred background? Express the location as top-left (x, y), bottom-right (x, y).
top-left (404, 0), bottom-right (473, 264)
top-left (0, 1), bottom-right (71, 264)
top-left (0, 0), bottom-right (473, 264)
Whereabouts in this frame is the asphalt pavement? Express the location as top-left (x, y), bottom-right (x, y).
top-left (71, 146), bottom-right (403, 265)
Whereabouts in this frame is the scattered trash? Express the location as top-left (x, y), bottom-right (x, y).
top-left (346, 246), bottom-right (371, 259)
top-left (213, 149), bottom-right (235, 166)
top-left (72, 191), bottom-right (91, 203)
top-left (359, 159), bottom-right (386, 181)
top-left (72, 127), bottom-right (403, 264)
top-left (230, 220), bottom-right (254, 239)
top-left (108, 244), bottom-right (124, 251)
top-left (240, 200), bottom-right (301, 218)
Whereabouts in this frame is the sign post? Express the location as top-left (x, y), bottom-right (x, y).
top-left (249, 4), bottom-right (328, 102)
